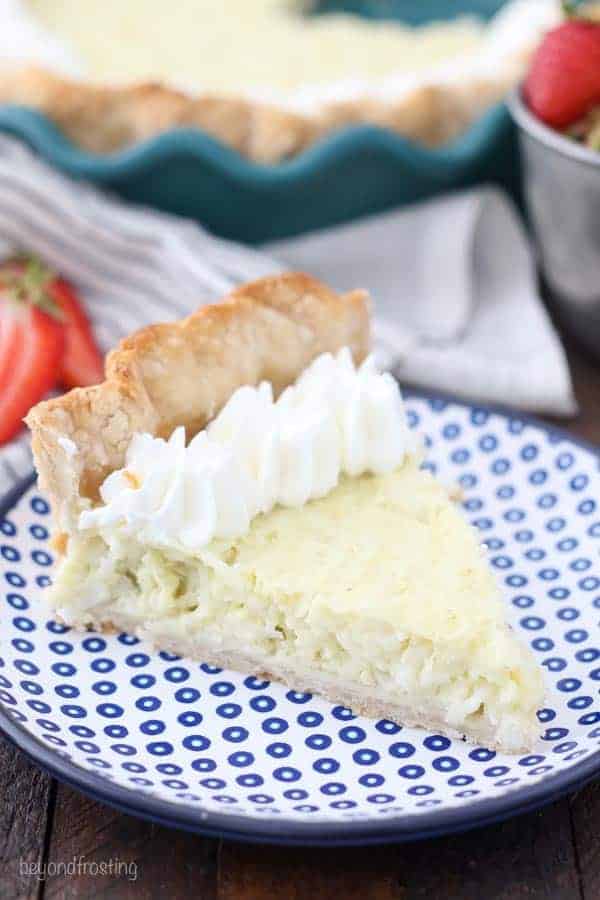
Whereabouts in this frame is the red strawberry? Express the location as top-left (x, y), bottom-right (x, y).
top-left (524, 19), bottom-right (600, 129)
top-left (0, 256), bottom-right (103, 391)
top-left (48, 277), bottom-right (104, 389)
top-left (0, 259), bottom-right (64, 444)
top-left (0, 256), bottom-right (104, 445)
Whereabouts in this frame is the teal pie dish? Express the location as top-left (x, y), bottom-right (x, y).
top-left (0, 1), bottom-right (520, 244)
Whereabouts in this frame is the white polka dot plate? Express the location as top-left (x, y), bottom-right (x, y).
top-left (1, 393), bottom-right (599, 845)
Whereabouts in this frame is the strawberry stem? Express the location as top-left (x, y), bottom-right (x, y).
top-left (0, 255), bottom-right (63, 320)
top-left (561, 0), bottom-right (598, 19)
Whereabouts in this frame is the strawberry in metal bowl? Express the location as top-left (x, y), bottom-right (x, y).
top-left (509, 3), bottom-right (600, 359)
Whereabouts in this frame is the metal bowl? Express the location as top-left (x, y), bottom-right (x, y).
top-left (509, 89), bottom-right (600, 359)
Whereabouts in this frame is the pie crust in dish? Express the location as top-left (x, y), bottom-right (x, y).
top-left (26, 273), bottom-right (544, 752)
top-left (0, 1), bottom-right (559, 162)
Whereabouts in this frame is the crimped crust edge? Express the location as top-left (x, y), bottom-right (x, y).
top-left (25, 272), bottom-right (370, 531)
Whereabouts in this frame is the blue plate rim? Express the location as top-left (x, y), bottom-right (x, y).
top-left (1, 389), bottom-right (598, 846)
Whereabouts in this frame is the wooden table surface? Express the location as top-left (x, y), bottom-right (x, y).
top-left (1, 335), bottom-right (599, 900)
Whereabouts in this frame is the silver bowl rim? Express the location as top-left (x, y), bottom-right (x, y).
top-left (508, 87), bottom-right (600, 170)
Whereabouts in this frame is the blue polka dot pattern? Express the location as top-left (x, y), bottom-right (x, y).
top-left (0, 396), bottom-right (599, 831)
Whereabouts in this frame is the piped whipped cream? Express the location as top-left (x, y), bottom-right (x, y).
top-left (79, 348), bottom-right (412, 552)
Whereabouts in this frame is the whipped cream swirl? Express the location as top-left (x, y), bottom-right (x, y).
top-left (80, 348), bottom-right (412, 552)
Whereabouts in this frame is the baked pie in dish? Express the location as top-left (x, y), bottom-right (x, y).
top-left (27, 273), bottom-right (544, 752)
top-left (0, 0), bottom-right (558, 161)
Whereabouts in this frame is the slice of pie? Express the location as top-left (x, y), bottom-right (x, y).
top-left (0, 1), bottom-right (558, 161)
top-left (27, 273), bottom-right (544, 752)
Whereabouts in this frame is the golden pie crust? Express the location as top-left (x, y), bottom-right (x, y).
top-left (26, 272), bottom-right (370, 530)
top-left (0, 64), bottom-right (522, 162)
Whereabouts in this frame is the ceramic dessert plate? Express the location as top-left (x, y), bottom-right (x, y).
top-left (0, 392), bottom-right (599, 844)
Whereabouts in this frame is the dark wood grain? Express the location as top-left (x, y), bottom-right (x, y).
top-left (218, 840), bottom-right (399, 900)
top-left (42, 783), bottom-right (219, 899)
top-left (0, 735), bottom-right (53, 900)
top-left (388, 799), bottom-right (581, 900)
top-left (570, 782), bottom-right (600, 900)
top-left (218, 799), bottom-right (581, 900)
top-left (557, 341), bottom-right (600, 900)
top-left (548, 337), bottom-right (600, 446)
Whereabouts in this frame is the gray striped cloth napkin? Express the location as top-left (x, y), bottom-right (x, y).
top-left (0, 137), bottom-right (282, 497)
top-left (0, 135), bottom-right (575, 501)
